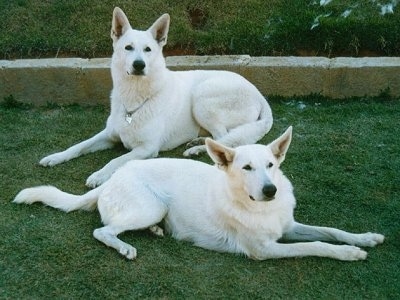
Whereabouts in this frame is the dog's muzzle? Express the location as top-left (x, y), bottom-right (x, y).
top-left (132, 60), bottom-right (146, 75)
top-left (262, 183), bottom-right (277, 201)
top-left (249, 184), bottom-right (277, 202)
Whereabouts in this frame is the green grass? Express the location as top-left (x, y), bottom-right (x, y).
top-left (1, 96), bottom-right (399, 298)
top-left (0, 0), bottom-right (399, 58)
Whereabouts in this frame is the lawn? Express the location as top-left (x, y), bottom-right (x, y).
top-left (1, 1), bottom-right (399, 297)
top-left (1, 96), bottom-right (399, 298)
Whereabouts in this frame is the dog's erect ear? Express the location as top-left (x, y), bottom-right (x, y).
top-left (270, 126), bottom-right (292, 164)
top-left (148, 14), bottom-right (170, 47)
top-left (111, 7), bottom-right (131, 42)
top-left (205, 138), bottom-right (235, 169)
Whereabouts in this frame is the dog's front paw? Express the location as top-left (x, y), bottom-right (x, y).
top-left (119, 245), bottom-right (137, 260)
top-left (183, 145), bottom-right (206, 157)
top-left (339, 245), bottom-right (367, 261)
top-left (86, 170), bottom-right (110, 188)
top-left (356, 232), bottom-right (385, 247)
top-left (39, 153), bottom-right (67, 166)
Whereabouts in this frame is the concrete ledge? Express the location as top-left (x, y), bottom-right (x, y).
top-left (1, 56), bottom-right (399, 105)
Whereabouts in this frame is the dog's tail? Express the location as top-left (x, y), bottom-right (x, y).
top-left (13, 185), bottom-right (102, 212)
top-left (219, 98), bottom-right (273, 147)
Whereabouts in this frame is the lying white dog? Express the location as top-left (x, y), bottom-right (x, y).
top-left (39, 7), bottom-right (273, 188)
top-left (15, 127), bottom-right (384, 261)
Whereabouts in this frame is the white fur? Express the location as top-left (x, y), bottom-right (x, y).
top-left (14, 127), bottom-right (384, 261)
top-left (39, 7), bottom-right (273, 188)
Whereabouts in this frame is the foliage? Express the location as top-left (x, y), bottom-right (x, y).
top-left (0, 0), bottom-right (399, 58)
top-left (1, 94), bottom-right (33, 110)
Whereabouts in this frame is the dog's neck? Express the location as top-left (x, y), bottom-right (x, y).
top-left (115, 67), bottom-right (168, 97)
top-left (112, 72), bottom-right (167, 110)
top-left (122, 97), bottom-right (150, 124)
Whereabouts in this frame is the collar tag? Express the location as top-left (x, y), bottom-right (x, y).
top-left (125, 113), bottom-right (133, 124)
top-left (123, 98), bottom-right (149, 124)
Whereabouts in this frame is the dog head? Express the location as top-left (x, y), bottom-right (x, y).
top-left (111, 7), bottom-right (170, 76)
top-left (205, 127), bottom-right (292, 202)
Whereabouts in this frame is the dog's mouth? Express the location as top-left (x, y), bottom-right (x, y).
top-left (249, 195), bottom-right (275, 202)
top-left (133, 71), bottom-right (145, 76)
top-left (127, 70), bottom-right (145, 76)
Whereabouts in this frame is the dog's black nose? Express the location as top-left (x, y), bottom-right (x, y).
top-left (133, 60), bottom-right (146, 71)
top-left (262, 184), bottom-right (277, 199)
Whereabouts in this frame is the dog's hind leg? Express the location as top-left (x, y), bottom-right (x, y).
top-left (94, 183), bottom-right (168, 259)
top-left (183, 125), bottom-right (227, 156)
top-left (282, 222), bottom-right (384, 247)
top-left (94, 214), bottom-right (166, 259)
top-left (149, 225), bottom-right (164, 237)
top-left (184, 109), bottom-right (272, 156)
top-left (93, 225), bottom-right (138, 259)
top-left (186, 137), bottom-right (207, 148)
top-left (184, 77), bottom-right (273, 157)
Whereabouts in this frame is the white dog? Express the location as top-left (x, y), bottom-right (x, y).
top-left (14, 127), bottom-right (384, 261)
top-left (39, 7), bottom-right (273, 188)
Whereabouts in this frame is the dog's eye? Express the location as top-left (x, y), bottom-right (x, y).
top-left (125, 45), bottom-right (134, 51)
top-left (144, 46), bottom-right (151, 52)
top-left (242, 164), bottom-right (253, 171)
top-left (267, 162), bottom-right (274, 168)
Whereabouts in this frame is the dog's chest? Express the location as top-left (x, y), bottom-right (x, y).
top-left (111, 101), bottom-right (157, 149)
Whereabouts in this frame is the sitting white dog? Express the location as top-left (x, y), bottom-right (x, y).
top-left (39, 7), bottom-right (273, 188)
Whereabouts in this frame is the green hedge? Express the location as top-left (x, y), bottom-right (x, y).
top-left (0, 0), bottom-right (398, 58)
